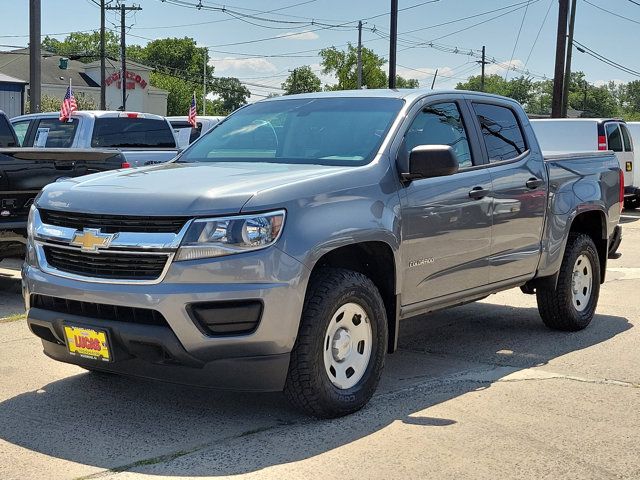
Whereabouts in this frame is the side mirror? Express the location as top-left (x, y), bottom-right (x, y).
top-left (402, 145), bottom-right (459, 181)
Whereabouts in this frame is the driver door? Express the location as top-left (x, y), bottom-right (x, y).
top-left (399, 100), bottom-right (493, 306)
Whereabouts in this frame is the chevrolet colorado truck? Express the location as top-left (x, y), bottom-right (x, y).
top-left (0, 111), bottom-right (129, 259)
top-left (23, 90), bottom-right (623, 418)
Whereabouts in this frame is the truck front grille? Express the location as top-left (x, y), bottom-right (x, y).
top-left (43, 246), bottom-right (169, 280)
top-left (30, 294), bottom-right (169, 327)
top-left (39, 209), bottom-right (188, 233)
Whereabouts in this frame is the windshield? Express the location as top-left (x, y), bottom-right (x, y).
top-left (92, 117), bottom-right (176, 148)
top-left (178, 97), bottom-right (404, 166)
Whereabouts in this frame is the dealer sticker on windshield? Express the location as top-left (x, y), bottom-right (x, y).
top-left (64, 325), bottom-right (111, 362)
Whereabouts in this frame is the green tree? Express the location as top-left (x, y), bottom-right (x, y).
top-left (127, 37), bottom-right (212, 82)
top-left (282, 66), bottom-right (322, 95)
top-left (319, 44), bottom-right (387, 90)
top-left (396, 76), bottom-right (420, 89)
top-left (27, 92), bottom-right (98, 113)
top-left (42, 31), bottom-right (120, 62)
top-left (149, 72), bottom-right (198, 116)
top-left (212, 77), bottom-right (250, 113)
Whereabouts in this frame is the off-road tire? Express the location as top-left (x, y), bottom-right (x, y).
top-left (284, 268), bottom-right (388, 418)
top-left (536, 233), bottom-right (600, 331)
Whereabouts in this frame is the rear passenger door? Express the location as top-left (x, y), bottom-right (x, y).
top-left (619, 123), bottom-right (634, 189)
top-left (24, 118), bottom-right (78, 148)
top-left (470, 101), bottom-right (547, 284)
top-left (399, 99), bottom-right (493, 305)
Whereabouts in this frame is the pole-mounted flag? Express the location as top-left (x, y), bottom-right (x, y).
top-left (188, 92), bottom-right (197, 128)
top-left (59, 79), bottom-right (77, 122)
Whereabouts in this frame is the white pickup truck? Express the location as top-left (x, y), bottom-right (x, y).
top-left (10, 111), bottom-right (181, 167)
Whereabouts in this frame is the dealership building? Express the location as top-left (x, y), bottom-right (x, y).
top-left (0, 49), bottom-right (168, 117)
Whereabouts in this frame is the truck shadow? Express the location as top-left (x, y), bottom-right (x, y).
top-left (0, 301), bottom-right (631, 477)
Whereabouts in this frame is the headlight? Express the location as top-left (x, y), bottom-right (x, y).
top-left (175, 210), bottom-right (285, 261)
top-left (27, 205), bottom-right (37, 239)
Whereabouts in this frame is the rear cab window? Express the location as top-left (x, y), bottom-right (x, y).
top-left (92, 117), bottom-right (176, 148)
top-left (606, 123), bottom-right (623, 152)
top-left (472, 103), bottom-right (526, 162)
top-left (33, 118), bottom-right (78, 148)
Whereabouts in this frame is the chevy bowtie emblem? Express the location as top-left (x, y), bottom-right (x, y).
top-left (70, 228), bottom-right (116, 252)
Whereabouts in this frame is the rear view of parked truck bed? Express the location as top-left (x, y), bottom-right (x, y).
top-left (24, 90), bottom-right (622, 418)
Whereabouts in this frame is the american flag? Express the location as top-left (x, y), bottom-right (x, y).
top-left (59, 85), bottom-right (77, 122)
top-left (188, 92), bottom-right (197, 128)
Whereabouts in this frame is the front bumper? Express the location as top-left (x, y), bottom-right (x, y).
top-left (23, 247), bottom-right (309, 391)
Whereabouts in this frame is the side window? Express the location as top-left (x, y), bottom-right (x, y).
top-left (0, 116), bottom-right (17, 147)
top-left (473, 103), bottom-right (526, 162)
top-left (620, 124), bottom-right (633, 152)
top-left (606, 123), bottom-right (623, 152)
top-left (403, 102), bottom-right (473, 168)
top-left (12, 121), bottom-right (30, 146)
top-left (34, 118), bottom-right (78, 148)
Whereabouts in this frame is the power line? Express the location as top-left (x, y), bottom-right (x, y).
top-left (505, 0), bottom-right (532, 80)
top-left (582, 0), bottom-right (640, 25)
top-left (573, 40), bottom-right (640, 77)
top-left (525, 0), bottom-right (554, 67)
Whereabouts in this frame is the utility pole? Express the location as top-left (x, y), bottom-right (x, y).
top-left (106, 3), bottom-right (141, 111)
top-left (552, 0), bottom-right (569, 118)
top-left (478, 46), bottom-right (488, 92)
top-left (100, 0), bottom-right (106, 110)
top-left (357, 20), bottom-right (363, 89)
top-left (562, 0), bottom-right (577, 117)
top-left (203, 48), bottom-right (207, 115)
top-left (388, 0), bottom-right (398, 89)
top-left (29, 0), bottom-right (41, 113)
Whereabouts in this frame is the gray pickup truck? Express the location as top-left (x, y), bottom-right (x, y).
top-left (23, 90), bottom-right (623, 418)
top-left (11, 111), bottom-right (180, 167)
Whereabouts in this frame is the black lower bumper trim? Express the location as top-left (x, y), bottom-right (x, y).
top-left (27, 307), bottom-right (290, 392)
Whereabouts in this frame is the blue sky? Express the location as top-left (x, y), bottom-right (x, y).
top-left (2, 0), bottom-right (639, 99)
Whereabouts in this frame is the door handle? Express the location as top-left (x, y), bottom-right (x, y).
top-left (54, 162), bottom-right (74, 170)
top-left (468, 186), bottom-right (490, 200)
top-left (526, 177), bottom-right (544, 189)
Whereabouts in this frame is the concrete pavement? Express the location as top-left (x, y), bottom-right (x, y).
top-left (0, 214), bottom-right (639, 480)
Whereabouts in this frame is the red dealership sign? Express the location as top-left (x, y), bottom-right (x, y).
top-left (104, 71), bottom-right (147, 89)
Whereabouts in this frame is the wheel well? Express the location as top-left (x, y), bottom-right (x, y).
top-left (569, 210), bottom-right (607, 283)
top-left (313, 242), bottom-right (398, 353)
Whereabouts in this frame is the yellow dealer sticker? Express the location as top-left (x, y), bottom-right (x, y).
top-left (626, 162), bottom-right (633, 172)
top-left (64, 325), bottom-right (111, 362)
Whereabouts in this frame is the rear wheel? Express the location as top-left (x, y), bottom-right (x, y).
top-left (284, 268), bottom-right (388, 418)
top-left (536, 234), bottom-right (600, 331)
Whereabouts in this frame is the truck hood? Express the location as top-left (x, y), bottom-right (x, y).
top-left (37, 161), bottom-right (345, 216)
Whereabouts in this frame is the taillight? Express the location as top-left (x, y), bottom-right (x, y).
top-left (620, 168), bottom-right (625, 211)
top-left (121, 161), bottom-right (131, 168)
top-left (598, 135), bottom-right (607, 150)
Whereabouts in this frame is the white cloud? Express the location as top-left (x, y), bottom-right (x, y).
top-left (211, 57), bottom-right (278, 74)
top-left (276, 31), bottom-right (319, 41)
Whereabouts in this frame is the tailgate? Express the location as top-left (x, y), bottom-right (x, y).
top-left (120, 148), bottom-right (181, 167)
top-left (0, 148), bottom-right (124, 220)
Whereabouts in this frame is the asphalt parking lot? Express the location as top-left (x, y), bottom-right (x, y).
top-left (1, 214), bottom-right (639, 480)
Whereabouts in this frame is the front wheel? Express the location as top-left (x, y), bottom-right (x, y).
top-left (536, 234), bottom-right (600, 331)
top-left (284, 268), bottom-right (388, 418)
